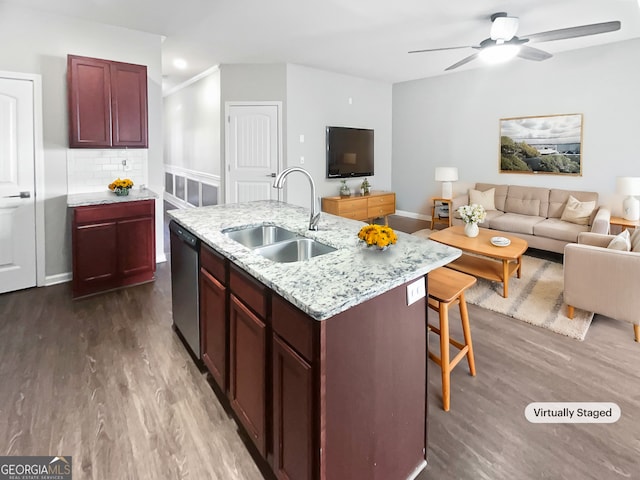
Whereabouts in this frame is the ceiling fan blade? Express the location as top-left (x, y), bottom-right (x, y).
top-left (517, 45), bottom-right (553, 61)
top-left (409, 45), bottom-right (473, 54)
top-left (524, 20), bottom-right (621, 43)
top-left (445, 53), bottom-right (479, 71)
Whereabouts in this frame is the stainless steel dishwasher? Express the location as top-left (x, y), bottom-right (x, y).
top-left (169, 220), bottom-right (201, 359)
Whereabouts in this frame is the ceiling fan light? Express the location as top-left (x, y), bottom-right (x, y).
top-left (479, 44), bottom-right (521, 64)
top-left (490, 16), bottom-right (519, 41)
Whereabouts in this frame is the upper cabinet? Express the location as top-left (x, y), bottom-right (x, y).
top-left (67, 54), bottom-right (148, 148)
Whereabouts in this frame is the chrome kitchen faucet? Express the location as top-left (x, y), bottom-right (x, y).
top-left (273, 167), bottom-right (320, 231)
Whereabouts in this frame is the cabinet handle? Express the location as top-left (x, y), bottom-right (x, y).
top-left (2, 191), bottom-right (30, 199)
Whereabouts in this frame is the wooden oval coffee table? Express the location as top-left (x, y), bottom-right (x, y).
top-left (429, 226), bottom-right (528, 298)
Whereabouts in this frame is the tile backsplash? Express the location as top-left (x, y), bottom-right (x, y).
top-left (67, 149), bottom-right (148, 194)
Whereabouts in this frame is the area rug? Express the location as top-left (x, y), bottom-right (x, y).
top-left (411, 230), bottom-right (593, 340)
top-left (462, 255), bottom-right (593, 341)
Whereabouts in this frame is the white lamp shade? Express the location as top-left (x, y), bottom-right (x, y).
top-left (616, 177), bottom-right (640, 196)
top-left (434, 167), bottom-right (459, 182)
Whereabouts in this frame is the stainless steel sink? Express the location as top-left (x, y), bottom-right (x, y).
top-left (253, 238), bottom-right (336, 263)
top-left (223, 225), bottom-right (299, 248)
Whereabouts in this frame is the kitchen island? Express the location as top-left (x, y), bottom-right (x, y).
top-left (168, 201), bottom-right (460, 480)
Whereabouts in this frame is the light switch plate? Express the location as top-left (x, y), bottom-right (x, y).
top-left (407, 277), bottom-right (426, 306)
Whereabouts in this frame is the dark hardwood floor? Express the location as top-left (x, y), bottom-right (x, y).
top-left (0, 214), bottom-right (638, 480)
top-left (0, 267), bottom-right (266, 480)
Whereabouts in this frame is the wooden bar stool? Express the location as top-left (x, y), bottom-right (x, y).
top-left (427, 267), bottom-right (477, 411)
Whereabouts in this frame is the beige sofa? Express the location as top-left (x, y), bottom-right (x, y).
top-left (564, 232), bottom-right (640, 341)
top-left (451, 183), bottom-right (610, 253)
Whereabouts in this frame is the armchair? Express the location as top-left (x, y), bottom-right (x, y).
top-left (564, 232), bottom-right (640, 341)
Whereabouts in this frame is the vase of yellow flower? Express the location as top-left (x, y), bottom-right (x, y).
top-left (357, 224), bottom-right (398, 250)
top-left (108, 178), bottom-right (134, 196)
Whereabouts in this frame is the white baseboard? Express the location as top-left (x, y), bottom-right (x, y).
top-left (45, 272), bottom-right (72, 286)
top-left (395, 209), bottom-right (431, 222)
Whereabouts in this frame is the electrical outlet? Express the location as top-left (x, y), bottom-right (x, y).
top-left (406, 277), bottom-right (426, 306)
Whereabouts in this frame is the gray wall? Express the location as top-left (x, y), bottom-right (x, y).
top-left (164, 63), bottom-right (391, 212)
top-left (392, 38), bottom-right (640, 217)
top-left (286, 64), bottom-right (392, 209)
top-left (164, 69), bottom-right (221, 175)
top-left (0, 4), bottom-right (163, 278)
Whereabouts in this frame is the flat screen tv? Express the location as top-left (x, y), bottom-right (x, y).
top-left (326, 126), bottom-right (374, 178)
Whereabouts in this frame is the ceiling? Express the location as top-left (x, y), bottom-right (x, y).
top-left (8, 0), bottom-right (640, 89)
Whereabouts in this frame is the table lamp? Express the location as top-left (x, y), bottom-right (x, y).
top-left (435, 167), bottom-right (458, 199)
top-left (616, 176), bottom-right (640, 221)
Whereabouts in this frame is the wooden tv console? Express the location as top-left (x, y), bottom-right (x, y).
top-left (321, 191), bottom-right (396, 225)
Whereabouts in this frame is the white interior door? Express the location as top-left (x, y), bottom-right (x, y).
top-left (0, 77), bottom-right (36, 293)
top-left (225, 103), bottom-right (281, 203)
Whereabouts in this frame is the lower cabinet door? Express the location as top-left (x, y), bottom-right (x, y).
top-left (272, 334), bottom-right (313, 480)
top-left (117, 216), bottom-right (155, 278)
top-left (73, 221), bottom-right (118, 296)
top-left (200, 267), bottom-right (227, 389)
top-left (229, 294), bottom-right (266, 455)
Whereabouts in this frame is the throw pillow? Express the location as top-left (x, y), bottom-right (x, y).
top-left (560, 195), bottom-right (596, 225)
top-left (607, 229), bottom-right (631, 251)
top-left (630, 228), bottom-right (640, 252)
top-left (469, 188), bottom-right (496, 211)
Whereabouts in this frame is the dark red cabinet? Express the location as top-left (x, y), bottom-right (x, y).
top-left (229, 293), bottom-right (267, 456)
top-left (72, 200), bottom-right (155, 298)
top-left (271, 294), bottom-right (315, 480)
top-left (200, 244), bottom-right (228, 390)
top-left (272, 334), bottom-right (313, 480)
top-left (118, 216), bottom-right (155, 278)
top-left (74, 221), bottom-right (118, 287)
top-left (188, 256), bottom-right (427, 480)
top-left (68, 54), bottom-right (148, 148)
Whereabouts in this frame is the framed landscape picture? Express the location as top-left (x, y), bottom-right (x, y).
top-left (499, 113), bottom-right (583, 175)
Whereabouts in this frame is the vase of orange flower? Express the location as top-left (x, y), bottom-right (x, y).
top-left (109, 178), bottom-right (134, 196)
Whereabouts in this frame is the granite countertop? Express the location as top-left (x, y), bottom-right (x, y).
top-left (67, 188), bottom-right (159, 207)
top-left (168, 200), bottom-right (461, 321)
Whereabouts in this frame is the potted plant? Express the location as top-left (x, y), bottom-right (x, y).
top-left (108, 178), bottom-right (134, 196)
top-left (339, 180), bottom-right (351, 197)
top-left (457, 204), bottom-right (486, 237)
top-left (361, 178), bottom-right (371, 195)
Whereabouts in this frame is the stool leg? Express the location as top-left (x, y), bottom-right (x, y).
top-left (439, 301), bottom-right (451, 412)
top-left (458, 292), bottom-right (476, 377)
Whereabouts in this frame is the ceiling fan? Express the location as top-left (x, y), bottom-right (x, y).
top-left (409, 12), bottom-right (621, 71)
